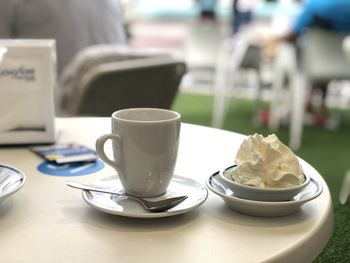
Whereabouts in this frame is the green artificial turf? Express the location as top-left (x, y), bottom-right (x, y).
top-left (173, 91), bottom-right (350, 263)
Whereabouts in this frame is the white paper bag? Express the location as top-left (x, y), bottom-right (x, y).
top-left (0, 40), bottom-right (56, 144)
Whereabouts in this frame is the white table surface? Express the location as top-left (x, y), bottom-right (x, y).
top-left (0, 117), bottom-right (333, 263)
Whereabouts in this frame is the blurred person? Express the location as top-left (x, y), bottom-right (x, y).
top-left (266, 0), bottom-right (350, 127)
top-left (0, 0), bottom-right (127, 76)
top-left (197, 0), bottom-right (217, 20)
top-left (282, 0), bottom-right (350, 42)
top-left (232, 0), bottom-right (258, 34)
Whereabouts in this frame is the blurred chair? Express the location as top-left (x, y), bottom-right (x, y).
top-left (59, 45), bottom-right (186, 116)
top-left (185, 20), bottom-right (223, 70)
top-left (269, 28), bottom-right (350, 149)
top-left (211, 31), bottom-right (262, 128)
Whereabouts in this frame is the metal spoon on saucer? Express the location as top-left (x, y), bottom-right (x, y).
top-left (66, 181), bottom-right (188, 212)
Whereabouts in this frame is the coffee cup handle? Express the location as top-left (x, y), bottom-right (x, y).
top-left (95, 134), bottom-right (121, 168)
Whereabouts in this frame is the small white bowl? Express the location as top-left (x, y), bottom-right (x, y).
top-left (219, 165), bottom-right (310, 202)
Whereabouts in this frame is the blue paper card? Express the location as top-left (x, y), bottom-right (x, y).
top-left (31, 143), bottom-right (97, 164)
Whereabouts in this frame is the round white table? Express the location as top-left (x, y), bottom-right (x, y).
top-left (0, 118), bottom-right (333, 262)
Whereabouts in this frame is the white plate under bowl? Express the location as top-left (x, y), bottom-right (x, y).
top-left (82, 175), bottom-right (208, 218)
top-left (0, 163), bottom-right (26, 203)
top-left (206, 171), bottom-right (322, 217)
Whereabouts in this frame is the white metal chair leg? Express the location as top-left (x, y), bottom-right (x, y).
top-left (269, 43), bottom-right (297, 131)
top-left (339, 170), bottom-right (350, 205)
top-left (289, 71), bottom-right (307, 150)
top-left (212, 40), bottom-right (231, 128)
top-left (268, 58), bottom-right (285, 131)
top-left (212, 77), bottom-right (228, 128)
top-left (247, 69), bottom-right (260, 100)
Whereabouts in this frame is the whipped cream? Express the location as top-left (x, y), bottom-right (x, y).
top-left (229, 134), bottom-right (305, 188)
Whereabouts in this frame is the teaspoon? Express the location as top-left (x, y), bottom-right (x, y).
top-left (66, 181), bottom-right (188, 212)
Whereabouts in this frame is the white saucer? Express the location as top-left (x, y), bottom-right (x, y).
top-left (0, 163), bottom-right (26, 203)
top-left (82, 175), bottom-right (208, 218)
top-left (206, 171), bottom-right (323, 217)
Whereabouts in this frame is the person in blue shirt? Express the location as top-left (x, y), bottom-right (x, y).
top-left (232, 0), bottom-right (256, 34)
top-left (277, 0), bottom-right (350, 128)
top-left (284, 0), bottom-right (350, 41)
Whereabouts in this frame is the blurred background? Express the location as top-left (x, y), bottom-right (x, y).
top-left (1, 0), bottom-right (350, 261)
top-left (123, 1), bottom-right (350, 261)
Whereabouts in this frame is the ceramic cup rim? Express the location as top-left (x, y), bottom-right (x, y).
top-left (112, 108), bottom-right (181, 124)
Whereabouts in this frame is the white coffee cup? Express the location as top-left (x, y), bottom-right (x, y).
top-left (96, 108), bottom-right (181, 197)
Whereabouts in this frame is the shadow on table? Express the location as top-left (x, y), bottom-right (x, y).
top-left (80, 206), bottom-right (201, 232)
top-left (203, 199), bottom-right (313, 228)
top-left (0, 198), bottom-right (14, 218)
